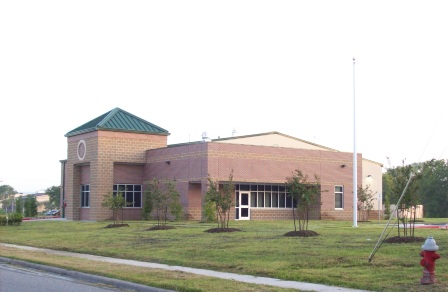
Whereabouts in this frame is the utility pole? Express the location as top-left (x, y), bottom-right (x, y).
top-left (353, 57), bottom-right (358, 227)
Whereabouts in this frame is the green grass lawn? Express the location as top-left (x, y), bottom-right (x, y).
top-left (1, 219), bottom-right (447, 291)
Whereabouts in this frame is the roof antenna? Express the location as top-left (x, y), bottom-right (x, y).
top-left (201, 132), bottom-right (210, 142)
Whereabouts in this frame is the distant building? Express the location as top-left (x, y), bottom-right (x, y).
top-left (7, 193), bottom-right (49, 213)
top-left (34, 193), bottom-right (49, 213)
top-left (60, 108), bottom-right (383, 221)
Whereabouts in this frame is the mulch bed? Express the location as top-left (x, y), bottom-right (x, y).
top-left (147, 225), bottom-right (176, 231)
top-left (205, 228), bottom-right (242, 233)
top-left (104, 223), bottom-right (129, 228)
top-left (284, 230), bottom-right (320, 237)
top-left (383, 236), bottom-right (425, 243)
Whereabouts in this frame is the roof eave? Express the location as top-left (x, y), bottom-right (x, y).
top-left (64, 127), bottom-right (97, 137)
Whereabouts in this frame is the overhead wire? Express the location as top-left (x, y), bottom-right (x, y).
top-left (368, 173), bottom-right (414, 262)
top-left (369, 98), bottom-right (448, 262)
top-left (419, 100), bottom-right (448, 161)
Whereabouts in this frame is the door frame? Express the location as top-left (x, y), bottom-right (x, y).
top-left (236, 191), bottom-right (250, 220)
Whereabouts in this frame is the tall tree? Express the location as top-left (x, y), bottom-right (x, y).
top-left (0, 185), bottom-right (17, 213)
top-left (45, 186), bottom-right (61, 209)
top-left (286, 169), bottom-right (321, 232)
top-left (24, 195), bottom-right (38, 217)
top-left (15, 197), bottom-right (24, 214)
top-left (420, 159), bottom-right (448, 217)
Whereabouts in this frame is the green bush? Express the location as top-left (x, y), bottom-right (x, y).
top-left (203, 200), bottom-right (217, 223)
top-left (0, 213), bottom-right (23, 226)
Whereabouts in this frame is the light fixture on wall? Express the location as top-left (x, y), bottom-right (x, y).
top-left (341, 164), bottom-right (346, 168)
top-left (165, 161), bottom-right (171, 165)
top-left (367, 174), bottom-right (372, 178)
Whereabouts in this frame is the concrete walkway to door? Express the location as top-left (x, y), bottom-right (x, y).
top-left (0, 243), bottom-right (369, 292)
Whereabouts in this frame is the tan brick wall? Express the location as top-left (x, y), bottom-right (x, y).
top-left (64, 130), bottom-right (167, 221)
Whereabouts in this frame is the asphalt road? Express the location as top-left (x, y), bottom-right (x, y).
top-left (0, 260), bottom-right (171, 292)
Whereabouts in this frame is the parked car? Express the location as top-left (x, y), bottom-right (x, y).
top-left (45, 210), bottom-right (60, 216)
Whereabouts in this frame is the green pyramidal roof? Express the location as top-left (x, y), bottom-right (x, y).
top-left (65, 108), bottom-right (170, 137)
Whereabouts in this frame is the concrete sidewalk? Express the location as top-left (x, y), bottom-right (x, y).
top-left (0, 243), bottom-right (369, 292)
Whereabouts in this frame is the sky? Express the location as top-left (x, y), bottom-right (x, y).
top-left (1, 1), bottom-right (448, 193)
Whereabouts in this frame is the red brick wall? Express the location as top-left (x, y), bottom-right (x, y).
top-left (146, 142), bottom-right (361, 221)
top-left (188, 182), bottom-right (202, 219)
top-left (146, 143), bottom-right (208, 220)
top-left (113, 164), bottom-right (144, 184)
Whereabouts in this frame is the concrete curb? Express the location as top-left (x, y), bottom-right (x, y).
top-left (0, 257), bottom-right (172, 292)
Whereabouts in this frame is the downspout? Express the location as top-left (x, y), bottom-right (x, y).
top-left (60, 160), bottom-right (66, 218)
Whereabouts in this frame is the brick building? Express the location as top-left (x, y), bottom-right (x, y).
top-left (60, 108), bottom-right (383, 221)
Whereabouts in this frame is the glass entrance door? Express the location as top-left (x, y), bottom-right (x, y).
top-left (238, 191), bottom-right (250, 220)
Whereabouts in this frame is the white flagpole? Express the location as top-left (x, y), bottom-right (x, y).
top-left (353, 57), bottom-right (358, 227)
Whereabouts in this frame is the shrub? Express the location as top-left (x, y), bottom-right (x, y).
top-left (0, 213), bottom-right (23, 226)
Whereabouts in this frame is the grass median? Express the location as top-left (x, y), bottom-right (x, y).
top-left (1, 219), bottom-right (447, 291)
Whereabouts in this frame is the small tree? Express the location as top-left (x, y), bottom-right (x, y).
top-left (357, 185), bottom-right (376, 221)
top-left (102, 191), bottom-right (127, 224)
top-left (386, 161), bottom-right (422, 238)
top-left (205, 171), bottom-right (235, 229)
top-left (166, 179), bottom-right (184, 221)
top-left (203, 200), bottom-right (217, 223)
top-left (286, 169), bottom-right (321, 232)
top-left (141, 189), bottom-right (153, 220)
top-left (144, 178), bottom-right (183, 226)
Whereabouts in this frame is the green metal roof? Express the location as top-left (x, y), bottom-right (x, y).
top-left (65, 108), bottom-right (170, 137)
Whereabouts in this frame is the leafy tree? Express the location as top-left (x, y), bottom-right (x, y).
top-left (420, 159), bottom-right (448, 217)
top-left (45, 186), bottom-right (61, 209)
top-left (144, 178), bottom-right (183, 226)
top-left (102, 191), bottom-right (127, 224)
top-left (0, 185), bottom-right (17, 213)
top-left (205, 171), bottom-right (235, 229)
top-left (357, 185), bottom-right (376, 221)
top-left (383, 194), bottom-right (391, 220)
top-left (203, 200), bottom-right (217, 223)
top-left (24, 195), bottom-right (38, 217)
top-left (385, 161), bottom-right (422, 237)
top-left (15, 197), bottom-right (24, 214)
top-left (165, 179), bottom-right (184, 221)
top-left (141, 188), bottom-right (154, 220)
top-left (285, 169), bottom-right (321, 232)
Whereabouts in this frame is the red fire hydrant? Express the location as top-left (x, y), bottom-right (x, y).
top-left (420, 236), bottom-right (441, 285)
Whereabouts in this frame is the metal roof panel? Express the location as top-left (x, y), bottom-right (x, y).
top-left (65, 108), bottom-right (169, 137)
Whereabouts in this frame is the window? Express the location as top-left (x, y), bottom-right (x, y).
top-left (113, 184), bottom-right (142, 208)
top-left (81, 185), bottom-right (90, 207)
top-left (234, 183), bottom-right (294, 209)
top-left (335, 186), bottom-right (344, 209)
top-left (250, 192), bottom-right (257, 207)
